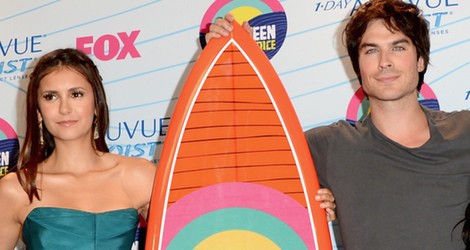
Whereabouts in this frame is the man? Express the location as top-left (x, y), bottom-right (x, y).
top-left (206, 0), bottom-right (470, 249)
top-left (305, 0), bottom-right (470, 249)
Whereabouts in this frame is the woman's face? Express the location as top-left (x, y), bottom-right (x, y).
top-left (37, 67), bottom-right (96, 144)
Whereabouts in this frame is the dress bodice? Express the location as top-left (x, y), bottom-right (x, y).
top-left (22, 207), bottom-right (138, 250)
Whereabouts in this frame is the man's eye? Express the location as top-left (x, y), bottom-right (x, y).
top-left (365, 48), bottom-right (378, 54)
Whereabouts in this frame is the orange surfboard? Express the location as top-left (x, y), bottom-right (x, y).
top-left (145, 22), bottom-right (332, 250)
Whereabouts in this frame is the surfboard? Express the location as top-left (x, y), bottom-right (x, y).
top-left (145, 22), bottom-right (332, 250)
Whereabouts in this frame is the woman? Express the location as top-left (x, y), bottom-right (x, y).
top-left (0, 48), bottom-right (336, 249)
top-left (0, 48), bottom-right (156, 249)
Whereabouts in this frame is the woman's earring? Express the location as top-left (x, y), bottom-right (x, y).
top-left (39, 121), bottom-right (44, 146)
top-left (94, 124), bottom-right (99, 140)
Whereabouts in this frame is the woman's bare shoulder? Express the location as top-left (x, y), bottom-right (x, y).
top-left (105, 154), bottom-right (156, 211)
top-left (0, 172), bottom-right (29, 208)
top-left (0, 173), bottom-right (27, 250)
top-left (105, 153), bottom-right (156, 178)
top-left (0, 172), bottom-right (23, 196)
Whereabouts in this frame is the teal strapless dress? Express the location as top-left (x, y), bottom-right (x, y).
top-left (22, 207), bottom-right (139, 250)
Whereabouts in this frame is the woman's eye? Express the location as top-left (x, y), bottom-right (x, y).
top-left (42, 93), bottom-right (56, 101)
top-left (71, 91), bottom-right (84, 98)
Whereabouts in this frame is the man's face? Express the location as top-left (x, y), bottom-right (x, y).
top-left (358, 19), bottom-right (425, 104)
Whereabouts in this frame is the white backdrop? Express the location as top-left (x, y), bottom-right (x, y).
top-left (1, 0), bottom-right (469, 248)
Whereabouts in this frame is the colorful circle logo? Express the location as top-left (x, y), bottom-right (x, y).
top-left (199, 0), bottom-right (287, 59)
top-left (346, 83), bottom-right (440, 124)
top-left (162, 182), bottom-right (315, 249)
top-left (0, 118), bottom-right (19, 178)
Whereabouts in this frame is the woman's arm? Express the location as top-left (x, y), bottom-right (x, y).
top-left (0, 173), bottom-right (24, 250)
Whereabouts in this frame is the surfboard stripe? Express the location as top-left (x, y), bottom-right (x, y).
top-left (146, 22), bottom-right (331, 250)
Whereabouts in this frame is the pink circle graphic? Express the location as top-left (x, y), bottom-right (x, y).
top-left (346, 83), bottom-right (439, 124)
top-left (0, 118), bottom-right (17, 139)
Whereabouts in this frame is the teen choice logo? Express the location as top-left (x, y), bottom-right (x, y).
top-left (200, 0), bottom-right (287, 59)
top-left (0, 118), bottom-right (19, 178)
top-left (346, 83), bottom-right (440, 124)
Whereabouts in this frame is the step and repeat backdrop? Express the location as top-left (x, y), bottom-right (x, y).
top-left (1, 0), bottom-right (469, 249)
